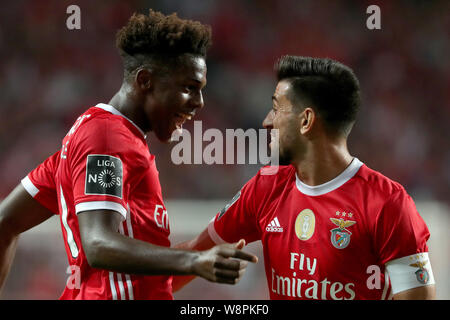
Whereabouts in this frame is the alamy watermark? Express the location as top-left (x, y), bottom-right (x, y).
top-left (66, 5), bottom-right (380, 31)
top-left (66, 5), bottom-right (81, 30)
top-left (66, 265), bottom-right (81, 289)
top-left (366, 5), bottom-right (381, 30)
top-left (170, 121), bottom-right (280, 175)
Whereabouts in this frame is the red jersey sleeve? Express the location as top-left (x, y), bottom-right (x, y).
top-left (69, 118), bottom-right (144, 220)
top-left (21, 151), bottom-right (60, 215)
top-left (373, 188), bottom-right (435, 294)
top-left (373, 188), bottom-right (430, 265)
top-left (208, 172), bottom-right (262, 245)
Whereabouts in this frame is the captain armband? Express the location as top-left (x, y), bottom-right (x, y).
top-left (385, 252), bottom-right (435, 294)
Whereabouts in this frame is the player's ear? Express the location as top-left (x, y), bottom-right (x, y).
top-left (135, 68), bottom-right (153, 91)
top-left (299, 107), bottom-right (316, 135)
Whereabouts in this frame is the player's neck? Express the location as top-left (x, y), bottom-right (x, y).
top-left (293, 140), bottom-right (353, 187)
top-left (108, 84), bottom-right (149, 133)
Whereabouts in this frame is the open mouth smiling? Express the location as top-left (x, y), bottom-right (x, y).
top-left (173, 112), bottom-right (196, 133)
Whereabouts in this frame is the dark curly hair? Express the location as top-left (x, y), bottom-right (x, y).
top-left (275, 55), bottom-right (361, 136)
top-left (116, 9), bottom-right (212, 78)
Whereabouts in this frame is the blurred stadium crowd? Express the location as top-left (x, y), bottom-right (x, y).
top-left (0, 0), bottom-right (448, 299)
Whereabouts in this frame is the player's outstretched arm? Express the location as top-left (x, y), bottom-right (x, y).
top-left (0, 183), bottom-right (54, 294)
top-left (78, 211), bottom-right (257, 284)
top-left (393, 285), bottom-right (436, 300)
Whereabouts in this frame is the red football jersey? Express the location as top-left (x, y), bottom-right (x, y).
top-left (22, 150), bottom-right (60, 215)
top-left (208, 159), bottom-right (435, 300)
top-left (22, 103), bottom-right (172, 300)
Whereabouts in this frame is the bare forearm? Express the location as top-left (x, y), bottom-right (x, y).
top-left (0, 235), bottom-right (19, 294)
top-left (86, 232), bottom-right (198, 276)
top-left (171, 240), bottom-right (201, 292)
top-left (174, 234), bottom-right (215, 251)
top-left (79, 210), bottom-right (257, 285)
top-left (0, 184), bottom-right (54, 294)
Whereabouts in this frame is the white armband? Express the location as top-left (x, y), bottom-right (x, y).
top-left (21, 175), bottom-right (39, 197)
top-left (75, 201), bottom-right (127, 220)
top-left (207, 217), bottom-right (228, 245)
top-left (385, 252), bottom-right (435, 295)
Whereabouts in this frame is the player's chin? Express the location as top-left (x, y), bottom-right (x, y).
top-left (157, 125), bottom-right (183, 144)
top-left (154, 127), bottom-right (174, 144)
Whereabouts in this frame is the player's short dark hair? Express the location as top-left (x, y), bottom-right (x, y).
top-left (116, 9), bottom-right (212, 78)
top-left (275, 55), bottom-right (361, 136)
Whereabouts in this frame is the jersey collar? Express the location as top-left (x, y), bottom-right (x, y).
top-left (95, 103), bottom-right (147, 139)
top-left (295, 157), bottom-right (363, 196)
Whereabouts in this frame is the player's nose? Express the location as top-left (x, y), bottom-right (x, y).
top-left (191, 90), bottom-right (204, 110)
top-left (262, 110), bottom-right (274, 129)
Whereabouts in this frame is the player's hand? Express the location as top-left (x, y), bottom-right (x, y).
top-left (192, 239), bottom-right (258, 284)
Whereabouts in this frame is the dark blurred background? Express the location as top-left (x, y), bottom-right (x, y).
top-left (0, 0), bottom-right (449, 299)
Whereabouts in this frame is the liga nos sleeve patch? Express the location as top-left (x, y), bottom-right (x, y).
top-left (85, 155), bottom-right (123, 198)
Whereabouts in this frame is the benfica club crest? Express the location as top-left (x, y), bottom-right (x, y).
top-left (329, 217), bottom-right (356, 249)
top-left (410, 258), bottom-right (430, 284)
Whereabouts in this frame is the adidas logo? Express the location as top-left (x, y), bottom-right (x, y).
top-left (266, 217), bottom-right (283, 232)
